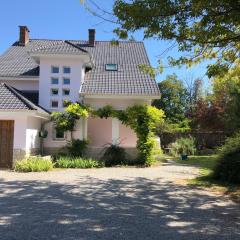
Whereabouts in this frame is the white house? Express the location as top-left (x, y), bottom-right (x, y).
top-left (0, 26), bottom-right (160, 168)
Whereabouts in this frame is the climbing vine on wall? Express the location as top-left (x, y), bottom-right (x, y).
top-left (51, 102), bottom-right (165, 166)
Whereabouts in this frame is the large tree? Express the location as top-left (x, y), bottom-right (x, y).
top-left (212, 64), bottom-right (240, 131)
top-left (153, 74), bottom-right (189, 124)
top-left (112, 0), bottom-right (240, 77)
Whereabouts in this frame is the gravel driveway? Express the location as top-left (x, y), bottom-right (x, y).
top-left (0, 162), bottom-right (239, 240)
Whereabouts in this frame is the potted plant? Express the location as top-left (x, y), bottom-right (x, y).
top-left (39, 130), bottom-right (48, 138)
top-left (179, 146), bottom-right (188, 161)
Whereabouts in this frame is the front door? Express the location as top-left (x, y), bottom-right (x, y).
top-left (0, 120), bottom-right (14, 168)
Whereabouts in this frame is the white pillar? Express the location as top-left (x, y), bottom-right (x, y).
top-left (83, 117), bottom-right (88, 140)
top-left (112, 118), bottom-right (119, 145)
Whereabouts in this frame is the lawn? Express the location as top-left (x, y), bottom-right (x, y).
top-left (173, 155), bottom-right (240, 202)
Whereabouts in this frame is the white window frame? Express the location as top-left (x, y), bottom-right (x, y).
top-left (51, 100), bottom-right (59, 109)
top-left (51, 66), bottom-right (59, 74)
top-left (51, 77), bottom-right (59, 85)
top-left (52, 128), bottom-right (66, 141)
top-left (63, 78), bottom-right (70, 85)
top-left (63, 66), bottom-right (71, 74)
top-left (51, 88), bottom-right (59, 96)
top-left (62, 88), bottom-right (70, 96)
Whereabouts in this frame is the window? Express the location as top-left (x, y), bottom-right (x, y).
top-left (63, 67), bottom-right (71, 74)
top-left (51, 66), bottom-right (59, 74)
top-left (105, 64), bottom-right (118, 71)
top-left (62, 89), bottom-right (70, 96)
top-left (51, 78), bottom-right (59, 85)
top-left (51, 100), bottom-right (58, 108)
top-left (63, 78), bottom-right (70, 85)
top-left (53, 128), bottom-right (65, 140)
top-left (51, 89), bottom-right (58, 96)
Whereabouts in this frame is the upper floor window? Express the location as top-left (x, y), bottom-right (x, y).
top-left (105, 64), bottom-right (118, 71)
top-left (63, 78), bottom-right (70, 85)
top-left (63, 89), bottom-right (70, 96)
top-left (51, 78), bottom-right (59, 85)
top-left (51, 66), bottom-right (59, 74)
top-left (51, 100), bottom-right (58, 108)
top-left (51, 88), bottom-right (59, 96)
top-left (63, 67), bottom-right (71, 74)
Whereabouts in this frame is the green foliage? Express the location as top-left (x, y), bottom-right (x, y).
top-left (123, 105), bottom-right (165, 166)
top-left (169, 137), bottom-right (196, 157)
top-left (65, 103), bottom-right (89, 118)
top-left (51, 102), bottom-right (90, 134)
top-left (94, 105), bottom-right (114, 119)
top-left (212, 64), bottom-right (240, 131)
top-left (55, 156), bottom-right (103, 168)
top-left (213, 132), bottom-right (240, 184)
top-left (52, 102), bottom-right (165, 167)
top-left (113, 0), bottom-right (240, 77)
top-left (51, 112), bottom-right (75, 132)
top-left (14, 157), bottom-right (54, 172)
top-left (153, 74), bottom-right (190, 126)
top-left (66, 139), bottom-right (89, 157)
top-left (102, 143), bottom-right (127, 167)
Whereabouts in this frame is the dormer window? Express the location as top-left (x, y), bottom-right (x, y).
top-left (105, 64), bottom-right (118, 71)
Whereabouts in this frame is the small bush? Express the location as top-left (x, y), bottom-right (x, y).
top-left (102, 144), bottom-right (127, 167)
top-left (169, 137), bottom-right (196, 157)
top-left (66, 139), bottom-right (88, 157)
top-left (213, 132), bottom-right (240, 184)
top-left (55, 156), bottom-right (103, 168)
top-left (14, 157), bottom-right (53, 172)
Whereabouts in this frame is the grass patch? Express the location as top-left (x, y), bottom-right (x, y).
top-left (174, 155), bottom-right (218, 172)
top-left (55, 156), bottom-right (104, 169)
top-left (14, 156), bottom-right (54, 172)
top-left (173, 155), bottom-right (240, 202)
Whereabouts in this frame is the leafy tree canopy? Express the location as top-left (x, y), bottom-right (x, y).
top-left (153, 74), bottom-right (189, 124)
top-left (212, 64), bottom-right (240, 130)
top-left (113, 0), bottom-right (240, 77)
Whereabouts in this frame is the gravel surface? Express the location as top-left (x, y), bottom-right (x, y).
top-left (0, 163), bottom-right (239, 240)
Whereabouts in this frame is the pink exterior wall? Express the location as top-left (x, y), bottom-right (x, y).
top-left (85, 98), bottom-right (149, 148)
top-left (88, 117), bottom-right (112, 147)
top-left (119, 123), bottom-right (137, 147)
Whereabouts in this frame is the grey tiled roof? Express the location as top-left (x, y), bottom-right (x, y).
top-left (0, 83), bottom-right (49, 114)
top-left (30, 40), bottom-right (88, 55)
top-left (0, 39), bottom-right (160, 97)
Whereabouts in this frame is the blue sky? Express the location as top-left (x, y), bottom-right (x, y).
top-left (0, 0), bottom-right (209, 85)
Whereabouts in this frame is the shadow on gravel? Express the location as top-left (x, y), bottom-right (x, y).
top-left (0, 177), bottom-right (239, 240)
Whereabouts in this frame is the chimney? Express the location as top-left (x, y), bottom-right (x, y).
top-left (88, 29), bottom-right (95, 46)
top-left (19, 26), bottom-right (30, 46)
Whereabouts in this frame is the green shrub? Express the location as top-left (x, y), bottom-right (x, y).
top-left (169, 137), bottom-right (196, 157)
top-left (14, 157), bottom-right (54, 172)
top-left (66, 139), bottom-right (88, 157)
top-left (213, 132), bottom-right (240, 184)
top-left (55, 156), bottom-right (103, 168)
top-left (101, 144), bottom-right (127, 167)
